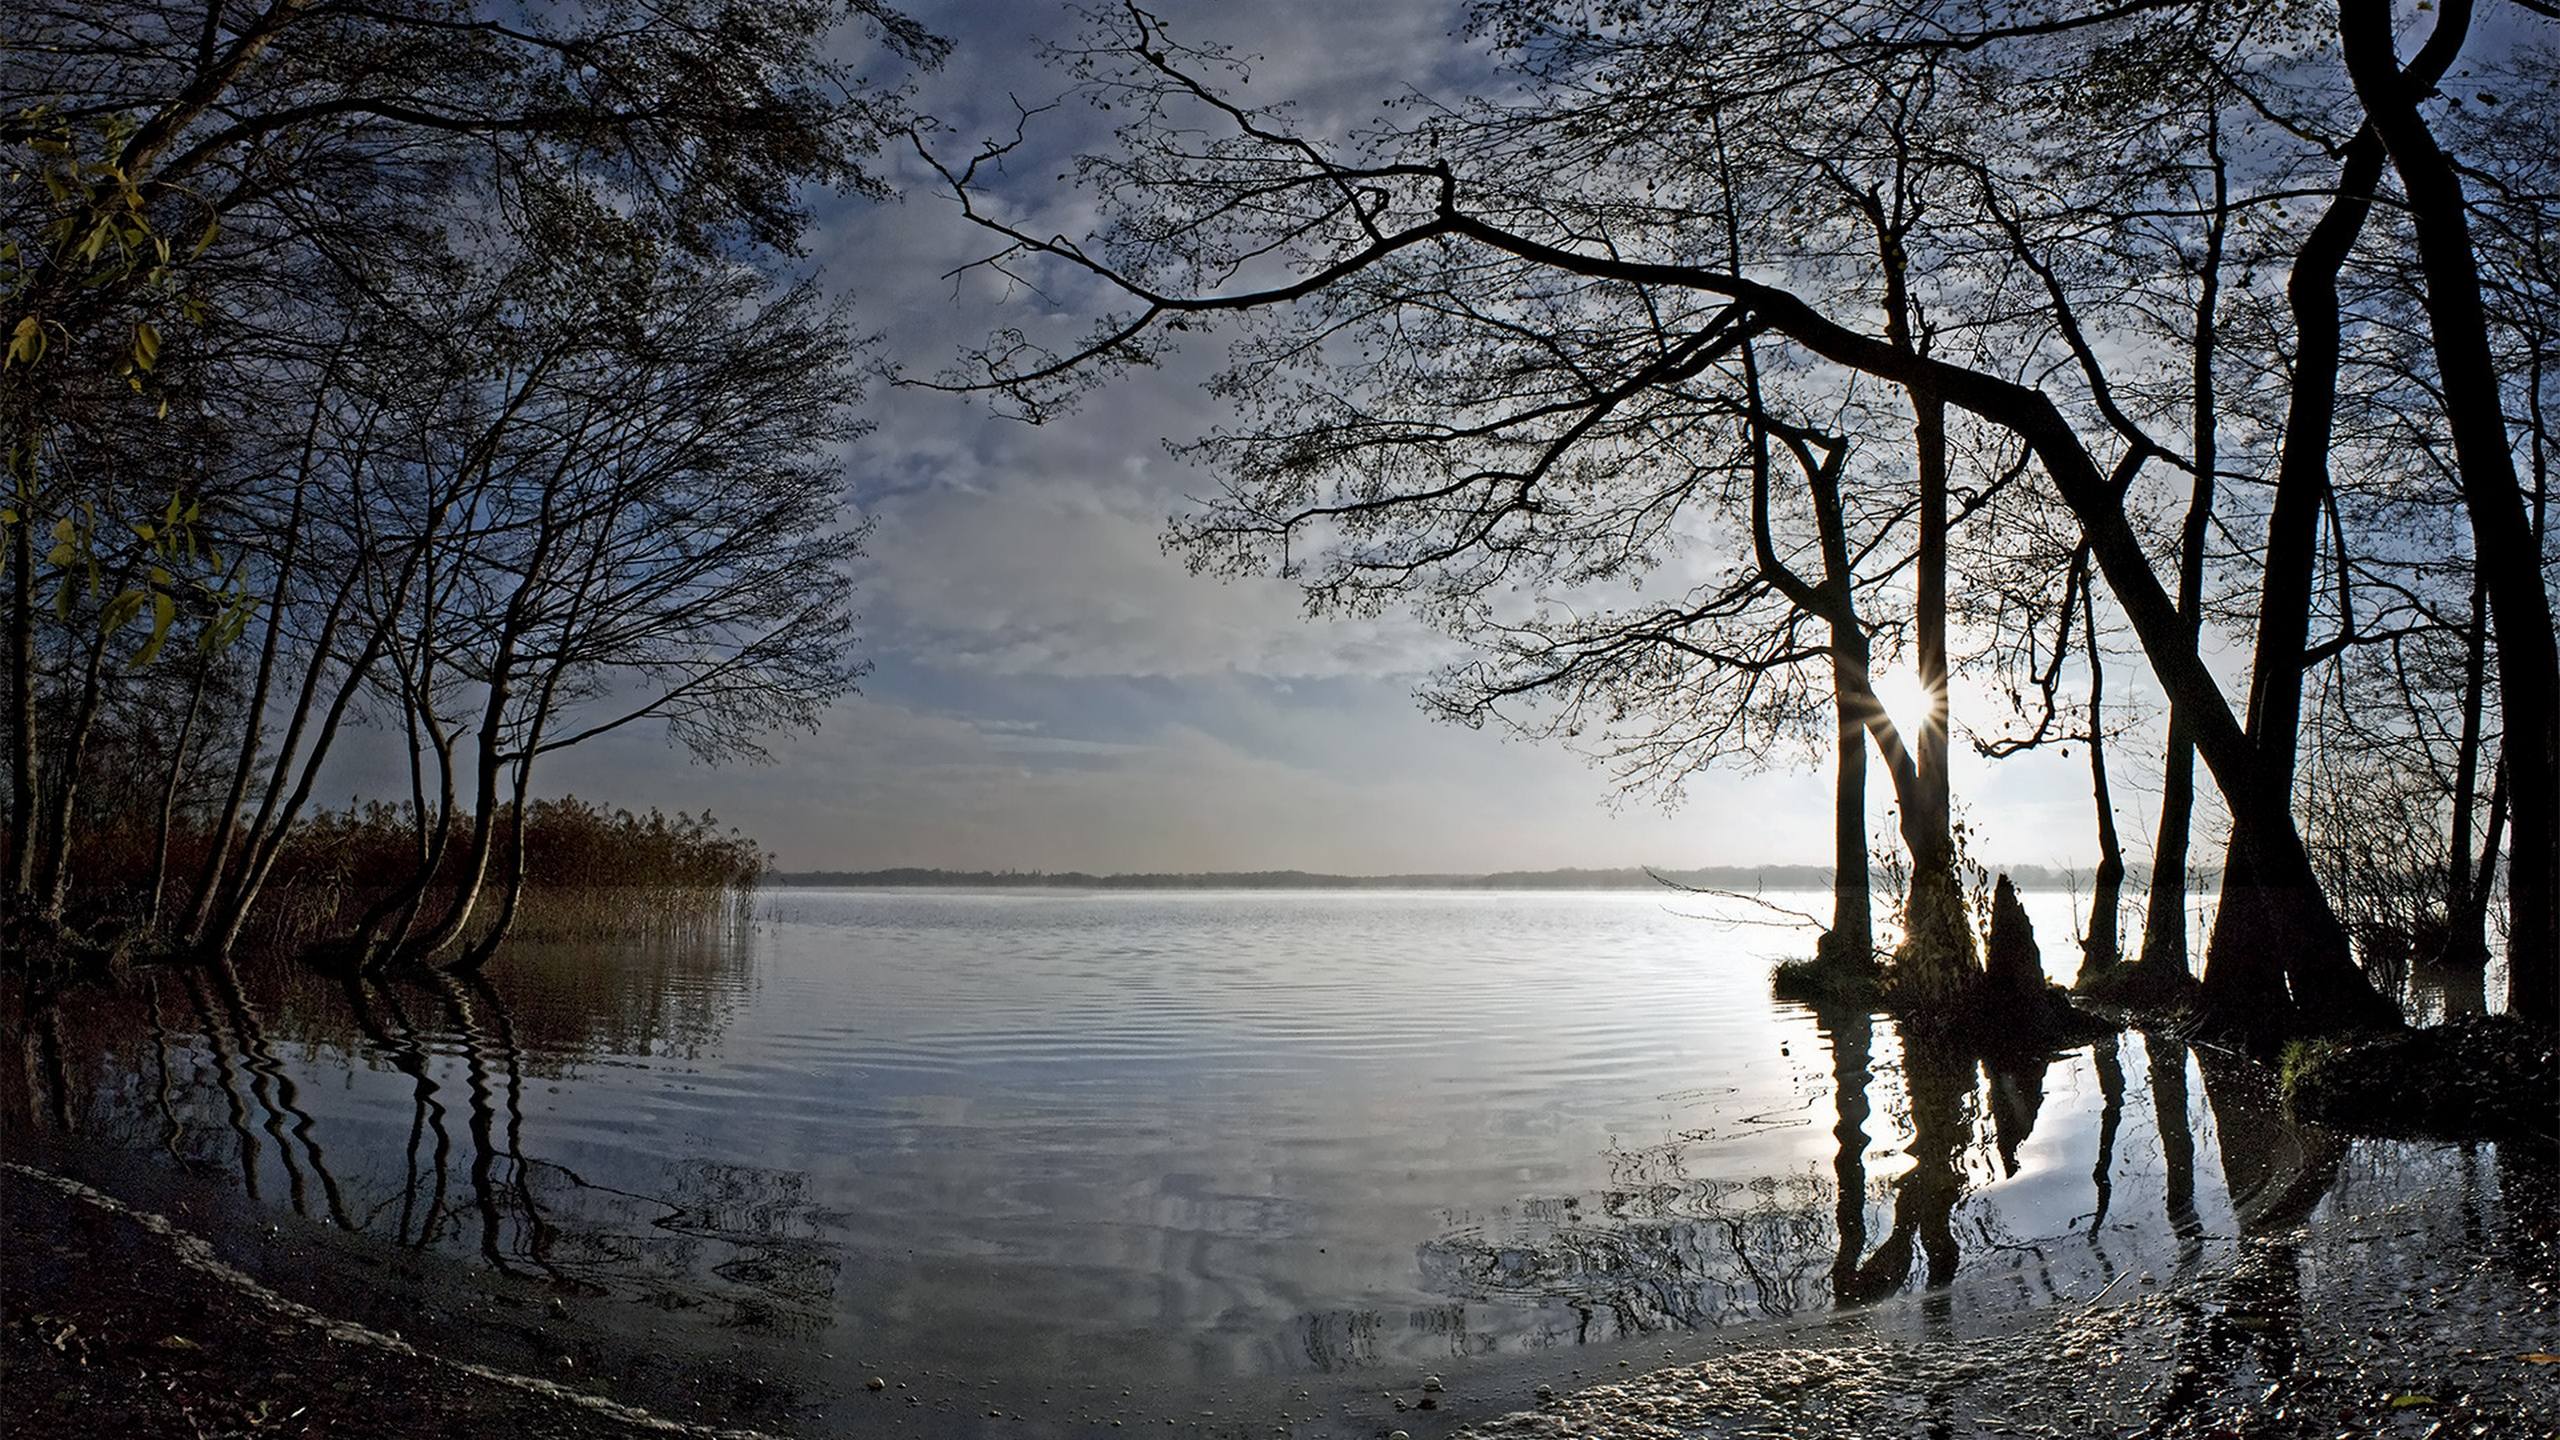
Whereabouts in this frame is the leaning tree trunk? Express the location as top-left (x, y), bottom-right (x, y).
top-left (184, 472), bottom-right (307, 946)
top-left (2196, 117), bottom-right (2407, 1045)
top-left (353, 691), bottom-right (460, 967)
top-left (450, 756), bottom-right (538, 974)
top-left (2342, 0), bottom-right (2560, 1028)
top-left (201, 579), bottom-right (356, 946)
top-left (397, 478), bottom-right (564, 968)
top-left (206, 621), bottom-right (389, 958)
top-left (395, 695), bottom-right (507, 965)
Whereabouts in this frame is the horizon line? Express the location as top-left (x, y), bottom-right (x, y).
top-left (771, 862), bottom-right (2203, 889)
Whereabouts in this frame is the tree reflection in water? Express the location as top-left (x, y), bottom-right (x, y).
top-left (2085, 1032), bottom-right (2125, 1233)
top-left (3, 936), bottom-right (839, 1335)
top-left (1414, 1011), bottom-right (2381, 1341)
top-left (9, 937), bottom-right (2542, 1372)
top-left (2149, 1047), bottom-right (2344, 1431)
top-left (1840, 1023), bottom-right (1973, 1300)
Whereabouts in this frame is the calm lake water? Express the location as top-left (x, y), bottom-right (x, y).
top-left (9, 887), bottom-right (2505, 1434)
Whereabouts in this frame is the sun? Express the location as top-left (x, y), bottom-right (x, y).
top-left (1868, 664), bottom-right (1937, 741)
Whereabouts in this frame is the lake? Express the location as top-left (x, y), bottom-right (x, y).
top-left (6, 887), bottom-right (2500, 1436)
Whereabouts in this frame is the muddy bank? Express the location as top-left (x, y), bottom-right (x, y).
top-left (1, 1162), bottom-right (786, 1440)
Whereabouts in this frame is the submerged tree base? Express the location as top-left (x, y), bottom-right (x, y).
top-left (1772, 953), bottom-right (1886, 1009)
top-left (2282, 1014), bottom-right (2557, 1141)
top-left (2072, 957), bottom-right (2202, 1009)
top-left (1773, 876), bottom-right (2117, 1051)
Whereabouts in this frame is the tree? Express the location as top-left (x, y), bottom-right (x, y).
top-left (3, 0), bottom-right (942, 938)
top-left (923, 0), bottom-right (2518, 1036)
top-left (349, 249), bottom-right (872, 971)
top-left (2338, 0), bottom-right (2557, 1026)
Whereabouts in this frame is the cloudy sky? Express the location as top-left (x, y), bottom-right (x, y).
top-left (516, 0), bottom-right (2181, 875)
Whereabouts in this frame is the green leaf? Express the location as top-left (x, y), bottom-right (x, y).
top-left (135, 590), bottom-right (176, 665)
top-left (100, 588), bottom-right (146, 633)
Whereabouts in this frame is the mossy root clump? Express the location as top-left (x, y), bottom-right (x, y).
top-left (2072, 957), bottom-right (2200, 1014)
top-left (1772, 954), bottom-right (1885, 1009)
top-left (2283, 1013), bottom-right (2556, 1140)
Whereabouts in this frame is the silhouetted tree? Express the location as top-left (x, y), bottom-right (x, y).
top-left (927, 0), bottom-right (2550, 1035)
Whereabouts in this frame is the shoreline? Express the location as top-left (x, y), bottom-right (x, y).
top-left (3, 1161), bottom-right (790, 1440)
top-left (10, 1129), bottom-right (2556, 1439)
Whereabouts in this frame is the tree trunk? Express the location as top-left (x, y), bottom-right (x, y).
top-left (35, 585), bottom-right (121, 919)
top-left (7, 488), bottom-right (37, 916)
top-left (1891, 391), bottom-right (1976, 1007)
top-left (186, 476), bottom-right (309, 945)
top-left (2139, 133), bottom-right (2226, 978)
top-left (2079, 575), bottom-right (2125, 983)
top-left (2341, 0), bottom-right (2559, 1027)
top-left (145, 660), bottom-right (211, 933)
top-left (452, 652), bottom-right (574, 974)
top-left (2195, 116), bottom-right (2404, 1043)
top-left (206, 626), bottom-right (386, 957)
top-left (451, 760), bottom-right (536, 973)
top-left (2438, 578), bottom-right (2492, 969)
top-left (2465, 760), bottom-right (2507, 958)
top-left (202, 575), bottom-right (355, 944)
top-left (394, 684), bottom-right (512, 966)
top-left (1872, 202), bottom-right (1976, 1006)
top-left (1820, 661), bottom-right (1874, 967)
top-left (2140, 715), bottom-right (2201, 969)
top-left (1739, 339), bottom-right (1875, 976)
top-left (394, 472), bottom-right (564, 967)
top-left (352, 688), bottom-right (459, 966)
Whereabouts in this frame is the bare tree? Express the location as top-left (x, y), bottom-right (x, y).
top-left (3, 0), bottom-right (941, 939)
top-left (920, 0), bottom-right (2500, 1036)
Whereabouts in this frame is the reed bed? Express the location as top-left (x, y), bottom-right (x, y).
top-left (79, 797), bottom-right (766, 954)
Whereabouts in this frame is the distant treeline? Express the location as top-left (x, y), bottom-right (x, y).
top-left (778, 865), bottom-right (2197, 892)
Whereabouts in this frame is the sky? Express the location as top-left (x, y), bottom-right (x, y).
top-left (496, 0), bottom-right (2202, 876)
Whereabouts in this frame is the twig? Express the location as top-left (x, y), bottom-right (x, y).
top-left (1644, 868), bottom-right (1827, 929)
